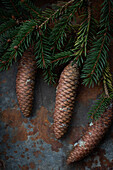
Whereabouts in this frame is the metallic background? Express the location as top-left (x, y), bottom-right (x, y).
top-left (0, 0), bottom-right (113, 169)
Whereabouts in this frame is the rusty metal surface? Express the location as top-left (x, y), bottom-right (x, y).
top-left (0, 1), bottom-right (113, 169)
top-left (0, 61), bottom-right (113, 170)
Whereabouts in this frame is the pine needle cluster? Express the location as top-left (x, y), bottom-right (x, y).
top-left (0, 0), bottom-right (113, 119)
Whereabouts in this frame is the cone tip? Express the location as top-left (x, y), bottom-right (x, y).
top-left (66, 157), bottom-right (72, 165)
top-left (54, 132), bottom-right (62, 139)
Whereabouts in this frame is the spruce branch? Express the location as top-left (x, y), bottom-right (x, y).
top-left (34, 29), bottom-right (52, 68)
top-left (10, 20), bottom-right (37, 50)
top-left (0, 28), bottom-right (19, 57)
top-left (0, 8), bottom-right (9, 21)
top-left (51, 50), bottom-right (73, 67)
top-left (72, 3), bottom-right (93, 66)
top-left (38, 0), bottom-right (79, 30)
top-left (0, 19), bottom-right (16, 36)
top-left (103, 63), bottom-right (113, 94)
top-left (10, 0), bottom-right (19, 15)
top-left (88, 92), bottom-right (113, 120)
top-left (103, 79), bottom-right (109, 98)
top-left (43, 66), bottom-right (57, 85)
top-left (20, 0), bottom-right (41, 19)
top-left (1, 0), bottom-right (20, 17)
top-left (88, 61), bottom-right (113, 120)
top-left (81, 0), bottom-right (113, 87)
top-left (0, 20), bottom-right (37, 71)
top-left (50, 0), bottom-right (81, 52)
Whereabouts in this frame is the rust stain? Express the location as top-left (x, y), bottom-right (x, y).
top-left (83, 148), bottom-right (113, 169)
top-left (21, 154), bottom-right (25, 158)
top-left (0, 106), bottom-right (27, 128)
top-left (25, 148), bottom-right (29, 152)
top-left (33, 143), bottom-right (36, 148)
top-left (5, 156), bottom-right (9, 160)
top-left (2, 151), bottom-right (7, 155)
top-left (28, 127), bottom-right (38, 136)
top-left (21, 165), bottom-right (29, 170)
top-left (18, 165), bottom-right (21, 169)
top-left (39, 146), bottom-right (45, 151)
top-left (29, 162), bottom-right (36, 169)
top-left (33, 150), bottom-right (42, 158)
top-left (0, 79), bottom-right (6, 84)
top-left (1, 106), bottom-right (63, 152)
top-left (2, 134), bottom-right (9, 143)
top-left (6, 144), bottom-right (11, 149)
top-left (23, 119), bottom-right (28, 124)
top-left (11, 99), bottom-right (16, 103)
top-left (12, 124), bottom-right (28, 143)
top-left (76, 84), bottom-right (103, 104)
top-left (14, 151), bottom-right (17, 153)
top-left (10, 156), bottom-right (14, 158)
top-left (30, 106), bottom-right (63, 152)
top-left (28, 124), bottom-right (33, 129)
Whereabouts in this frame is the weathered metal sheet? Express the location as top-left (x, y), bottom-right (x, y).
top-left (0, 61), bottom-right (113, 170)
top-left (0, 1), bottom-right (113, 169)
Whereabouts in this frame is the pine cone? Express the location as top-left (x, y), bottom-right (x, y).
top-left (54, 61), bottom-right (79, 139)
top-left (16, 49), bottom-right (37, 117)
top-left (67, 104), bottom-right (113, 164)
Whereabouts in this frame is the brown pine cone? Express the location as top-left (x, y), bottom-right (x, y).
top-left (16, 49), bottom-right (37, 117)
top-left (54, 61), bottom-right (79, 139)
top-left (67, 103), bottom-right (113, 164)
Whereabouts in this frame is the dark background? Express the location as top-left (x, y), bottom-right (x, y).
top-left (0, 0), bottom-right (113, 169)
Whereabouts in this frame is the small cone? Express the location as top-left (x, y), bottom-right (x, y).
top-left (67, 104), bottom-right (113, 164)
top-left (16, 49), bottom-right (37, 117)
top-left (54, 61), bottom-right (79, 139)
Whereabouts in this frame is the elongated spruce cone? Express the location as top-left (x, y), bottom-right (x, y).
top-left (16, 50), bottom-right (37, 117)
top-left (54, 61), bottom-right (79, 139)
top-left (67, 104), bottom-right (113, 164)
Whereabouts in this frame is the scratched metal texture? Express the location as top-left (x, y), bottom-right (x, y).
top-left (0, 1), bottom-right (113, 169)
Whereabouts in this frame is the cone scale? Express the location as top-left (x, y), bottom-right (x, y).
top-left (54, 61), bottom-right (79, 139)
top-left (16, 49), bottom-right (37, 117)
top-left (67, 104), bottom-right (113, 164)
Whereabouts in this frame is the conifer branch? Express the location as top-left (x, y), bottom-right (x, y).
top-left (88, 93), bottom-right (113, 120)
top-left (81, 0), bottom-right (113, 87)
top-left (51, 50), bottom-right (73, 66)
top-left (0, 20), bottom-right (37, 71)
top-left (90, 31), bottom-right (106, 76)
top-left (43, 66), bottom-right (57, 85)
top-left (0, 19), bottom-right (16, 36)
top-left (103, 79), bottom-right (109, 98)
top-left (1, 0), bottom-right (20, 17)
top-left (71, 2), bottom-right (93, 66)
top-left (103, 63), bottom-right (113, 93)
top-left (51, 55), bottom-right (72, 64)
top-left (88, 61), bottom-right (113, 120)
top-left (10, 0), bottom-right (19, 15)
top-left (38, 0), bottom-right (77, 30)
top-left (34, 29), bottom-right (52, 69)
top-left (20, 0), bottom-right (42, 18)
